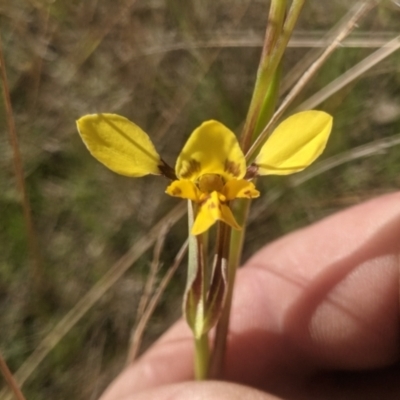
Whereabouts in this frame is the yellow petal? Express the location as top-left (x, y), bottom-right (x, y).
top-left (77, 113), bottom-right (161, 177)
top-left (223, 179), bottom-right (260, 200)
top-left (255, 110), bottom-right (333, 175)
top-left (176, 120), bottom-right (246, 182)
top-left (191, 192), bottom-right (241, 235)
top-left (165, 180), bottom-right (200, 201)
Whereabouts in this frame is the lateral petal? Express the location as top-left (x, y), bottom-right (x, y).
top-left (223, 179), bottom-right (260, 200)
top-left (165, 180), bottom-right (201, 201)
top-left (255, 110), bottom-right (333, 175)
top-left (77, 113), bottom-right (161, 177)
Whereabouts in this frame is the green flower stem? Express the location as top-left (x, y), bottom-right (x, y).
top-left (202, 228), bottom-right (210, 291)
top-left (252, 62), bottom-right (281, 143)
top-left (244, 0), bottom-right (306, 162)
top-left (195, 221), bottom-right (229, 379)
top-left (186, 201), bottom-right (210, 380)
top-left (241, 0), bottom-right (305, 154)
top-left (240, 0), bottom-right (287, 153)
top-left (210, 197), bottom-right (252, 378)
top-left (194, 332), bottom-right (210, 380)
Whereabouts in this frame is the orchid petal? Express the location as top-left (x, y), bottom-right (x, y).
top-left (223, 180), bottom-right (260, 200)
top-left (77, 113), bottom-right (161, 177)
top-left (165, 180), bottom-right (201, 201)
top-left (255, 110), bottom-right (333, 175)
top-left (176, 120), bottom-right (246, 182)
top-left (191, 192), bottom-right (241, 235)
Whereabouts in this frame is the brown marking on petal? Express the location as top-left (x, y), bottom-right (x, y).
top-left (180, 159), bottom-right (201, 179)
top-left (243, 188), bottom-right (259, 198)
top-left (198, 174), bottom-right (224, 193)
top-left (171, 187), bottom-right (182, 196)
top-left (208, 202), bottom-right (217, 209)
top-left (224, 159), bottom-right (241, 177)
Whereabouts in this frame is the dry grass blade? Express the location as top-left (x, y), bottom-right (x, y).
top-left (0, 34), bottom-right (43, 290)
top-left (28, 3), bottom-right (51, 116)
top-left (288, 31), bottom-right (398, 48)
top-left (131, 32), bottom-right (398, 58)
top-left (62, 0), bottom-right (140, 84)
top-left (134, 225), bottom-right (169, 325)
top-left (0, 204), bottom-right (186, 399)
top-left (250, 132), bottom-right (400, 219)
top-left (280, 2), bottom-right (379, 95)
top-left (127, 226), bottom-right (170, 363)
top-left (0, 353), bottom-right (26, 400)
top-left (127, 239), bottom-right (188, 363)
top-left (296, 34), bottom-right (400, 111)
top-left (150, 1), bottom-right (252, 143)
top-left (245, 0), bottom-right (376, 161)
top-left (290, 133), bottom-right (400, 186)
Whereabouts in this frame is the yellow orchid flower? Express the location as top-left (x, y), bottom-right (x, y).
top-left (77, 110), bottom-right (332, 235)
top-left (164, 120), bottom-right (260, 235)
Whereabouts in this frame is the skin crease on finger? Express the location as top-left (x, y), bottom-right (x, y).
top-left (101, 192), bottom-right (400, 400)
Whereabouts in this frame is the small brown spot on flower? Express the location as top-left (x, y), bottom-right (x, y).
top-left (208, 202), bottom-right (217, 209)
top-left (180, 159), bottom-right (201, 179)
top-left (224, 159), bottom-right (241, 177)
top-left (172, 188), bottom-right (182, 196)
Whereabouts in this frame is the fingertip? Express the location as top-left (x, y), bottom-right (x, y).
top-left (100, 322), bottom-right (193, 400)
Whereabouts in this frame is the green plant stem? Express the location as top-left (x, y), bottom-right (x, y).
top-left (210, 197), bottom-right (252, 378)
top-left (241, 0), bottom-right (287, 153)
top-left (241, 0), bottom-right (306, 153)
top-left (194, 332), bottom-right (210, 380)
top-left (194, 221), bottom-right (228, 379)
top-left (187, 201), bottom-right (210, 380)
top-left (252, 62), bottom-right (282, 142)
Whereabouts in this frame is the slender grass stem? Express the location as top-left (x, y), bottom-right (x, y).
top-left (128, 239), bottom-right (188, 363)
top-left (186, 201), bottom-right (211, 379)
top-left (0, 353), bottom-right (26, 400)
top-left (210, 198), bottom-right (252, 378)
top-left (241, 0), bottom-right (306, 153)
top-left (194, 333), bottom-right (210, 380)
top-left (240, 0), bottom-right (287, 152)
top-left (0, 30), bottom-right (43, 293)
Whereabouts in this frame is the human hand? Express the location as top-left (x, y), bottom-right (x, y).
top-left (100, 192), bottom-right (400, 400)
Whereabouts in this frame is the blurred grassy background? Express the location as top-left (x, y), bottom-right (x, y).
top-left (0, 0), bottom-right (400, 398)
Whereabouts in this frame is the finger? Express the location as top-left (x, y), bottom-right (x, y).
top-left (100, 192), bottom-right (400, 399)
top-left (100, 321), bottom-right (193, 399)
top-left (225, 191), bottom-right (400, 388)
top-left (114, 381), bottom-right (279, 400)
